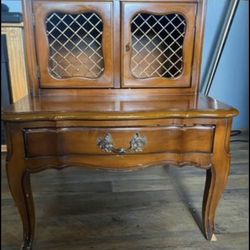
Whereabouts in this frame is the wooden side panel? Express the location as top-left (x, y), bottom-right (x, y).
top-left (22, 0), bottom-right (40, 96)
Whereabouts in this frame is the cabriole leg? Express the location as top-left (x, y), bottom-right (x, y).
top-left (202, 158), bottom-right (230, 240)
top-left (6, 160), bottom-right (35, 250)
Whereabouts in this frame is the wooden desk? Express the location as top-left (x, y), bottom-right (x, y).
top-left (2, 0), bottom-right (239, 249)
top-left (2, 94), bottom-right (238, 249)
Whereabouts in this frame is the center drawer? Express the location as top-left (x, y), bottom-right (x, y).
top-left (23, 125), bottom-right (215, 158)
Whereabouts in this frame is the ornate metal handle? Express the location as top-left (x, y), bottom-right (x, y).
top-left (97, 133), bottom-right (147, 155)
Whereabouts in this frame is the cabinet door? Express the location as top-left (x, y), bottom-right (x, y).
top-left (33, 1), bottom-right (113, 88)
top-left (122, 2), bottom-right (196, 88)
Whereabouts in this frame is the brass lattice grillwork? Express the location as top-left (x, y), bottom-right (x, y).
top-left (131, 13), bottom-right (186, 79)
top-left (46, 12), bottom-right (104, 79)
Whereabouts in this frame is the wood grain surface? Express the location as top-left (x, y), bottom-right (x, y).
top-left (2, 94), bottom-right (238, 122)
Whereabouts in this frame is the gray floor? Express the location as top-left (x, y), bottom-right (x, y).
top-left (1, 131), bottom-right (249, 250)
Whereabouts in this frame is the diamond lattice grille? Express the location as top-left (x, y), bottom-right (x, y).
top-left (131, 13), bottom-right (186, 79)
top-left (46, 12), bottom-right (104, 79)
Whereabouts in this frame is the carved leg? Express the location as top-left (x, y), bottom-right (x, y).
top-left (202, 158), bottom-right (230, 240)
top-left (6, 160), bottom-right (35, 250)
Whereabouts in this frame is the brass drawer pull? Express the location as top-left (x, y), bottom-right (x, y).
top-left (97, 133), bottom-right (147, 155)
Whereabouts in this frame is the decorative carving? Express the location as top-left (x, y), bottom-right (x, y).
top-left (97, 132), bottom-right (147, 154)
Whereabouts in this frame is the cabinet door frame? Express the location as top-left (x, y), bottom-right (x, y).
top-left (33, 1), bottom-right (114, 88)
top-left (121, 2), bottom-right (197, 88)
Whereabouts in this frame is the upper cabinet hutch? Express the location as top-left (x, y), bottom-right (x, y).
top-left (2, 0), bottom-right (239, 249)
top-left (24, 0), bottom-right (206, 93)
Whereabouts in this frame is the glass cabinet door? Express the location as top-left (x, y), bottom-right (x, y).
top-left (122, 3), bottom-right (197, 88)
top-left (33, 1), bottom-right (113, 88)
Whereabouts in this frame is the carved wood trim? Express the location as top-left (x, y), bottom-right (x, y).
top-left (24, 152), bottom-right (213, 173)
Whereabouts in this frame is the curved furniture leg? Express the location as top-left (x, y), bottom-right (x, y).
top-left (6, 160), bottom-right (35, 250)
top-left (202, 158), bottom-right (230, 240)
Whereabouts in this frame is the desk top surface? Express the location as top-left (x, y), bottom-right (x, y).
top-left (2, 94), bottom-right (239, 121)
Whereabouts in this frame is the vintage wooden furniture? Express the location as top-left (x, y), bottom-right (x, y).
top-left (2, 0), bottom-right (239, 249)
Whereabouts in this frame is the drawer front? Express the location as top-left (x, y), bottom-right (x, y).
top-left (24, 125), bottom-right (215, 158)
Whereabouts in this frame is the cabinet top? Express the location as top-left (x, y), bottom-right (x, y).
top-left (2, 94), bottom-right (238, 122)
